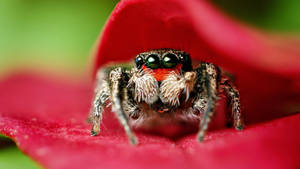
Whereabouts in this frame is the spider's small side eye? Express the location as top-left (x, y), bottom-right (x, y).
top-left (145, 54), bottom-right (160, 69)
top-left (180, 53), bottom-right (192, 71)
top-left (162, 53), bottom-right (178, 68)
top-left (135, 56), bottom-right (144, 68)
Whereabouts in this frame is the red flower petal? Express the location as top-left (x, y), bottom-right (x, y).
top-left (94, 0), bottom-right (300, 124)
top-left (0, 73), bottom-right (300, 169)
top-left (1, 0), bottom-right (300, 169)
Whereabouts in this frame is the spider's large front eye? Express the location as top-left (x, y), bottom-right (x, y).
top-left (145, 54), bottom-right (160, 69)
top-left (162, 53), bottom-right (178, 68)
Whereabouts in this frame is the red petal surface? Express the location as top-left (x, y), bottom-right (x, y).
top-left (1, 0), bottom-right (300, 169)
top-left (94, 0), bottom-right (300, 124)
top-left (0, 73), bottom-right (300, 169)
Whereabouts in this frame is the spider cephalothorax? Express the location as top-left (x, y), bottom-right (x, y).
top-left (90, 49), bottom-right (244, 145)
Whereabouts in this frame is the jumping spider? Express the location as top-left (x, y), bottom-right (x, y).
top-left (90, 49), bottom-right (244, 145)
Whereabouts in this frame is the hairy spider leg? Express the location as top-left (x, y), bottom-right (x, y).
top-left (109, 68), bottom-right (138, 145)
top-left (195, 63), bottom-right (220, 142)
top-left (91, 68), bottom-right (110, 136)
top-left (91, 67), bottom-right (138, 145)
top-left (221, 79), bottom-right (244, 130)
top-left (122, 69), bottom-right (141, 120)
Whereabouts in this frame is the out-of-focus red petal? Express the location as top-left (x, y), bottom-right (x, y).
top-left (0, 74), bottom-right (300, 169)
top-left (94, 0), bottom-right (300, 124)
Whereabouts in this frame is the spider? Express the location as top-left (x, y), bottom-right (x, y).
top-left (90, 49), bottom-right (244, 145)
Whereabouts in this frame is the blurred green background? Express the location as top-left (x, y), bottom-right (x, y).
top-left (0, 0), bottom-right (118, 77)
top-left (0, 0), bottom-right (299, 168)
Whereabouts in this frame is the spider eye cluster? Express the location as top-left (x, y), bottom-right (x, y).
top-left (135, 52), bottom-right (180, 69)
top-left (135, 49), bottom-right (192, 71)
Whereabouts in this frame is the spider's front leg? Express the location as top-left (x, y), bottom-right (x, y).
top-left (91, 67), bottom-right (138, 145)
top-left (109, 68), bottom-right (138, 145)
top-left (192, 63), bottom-right (220, 142)
top-left (91, 68), bottom-right (110, 136)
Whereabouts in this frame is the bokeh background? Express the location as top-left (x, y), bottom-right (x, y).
top-left (0, 0), bottom-right (299, 168)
